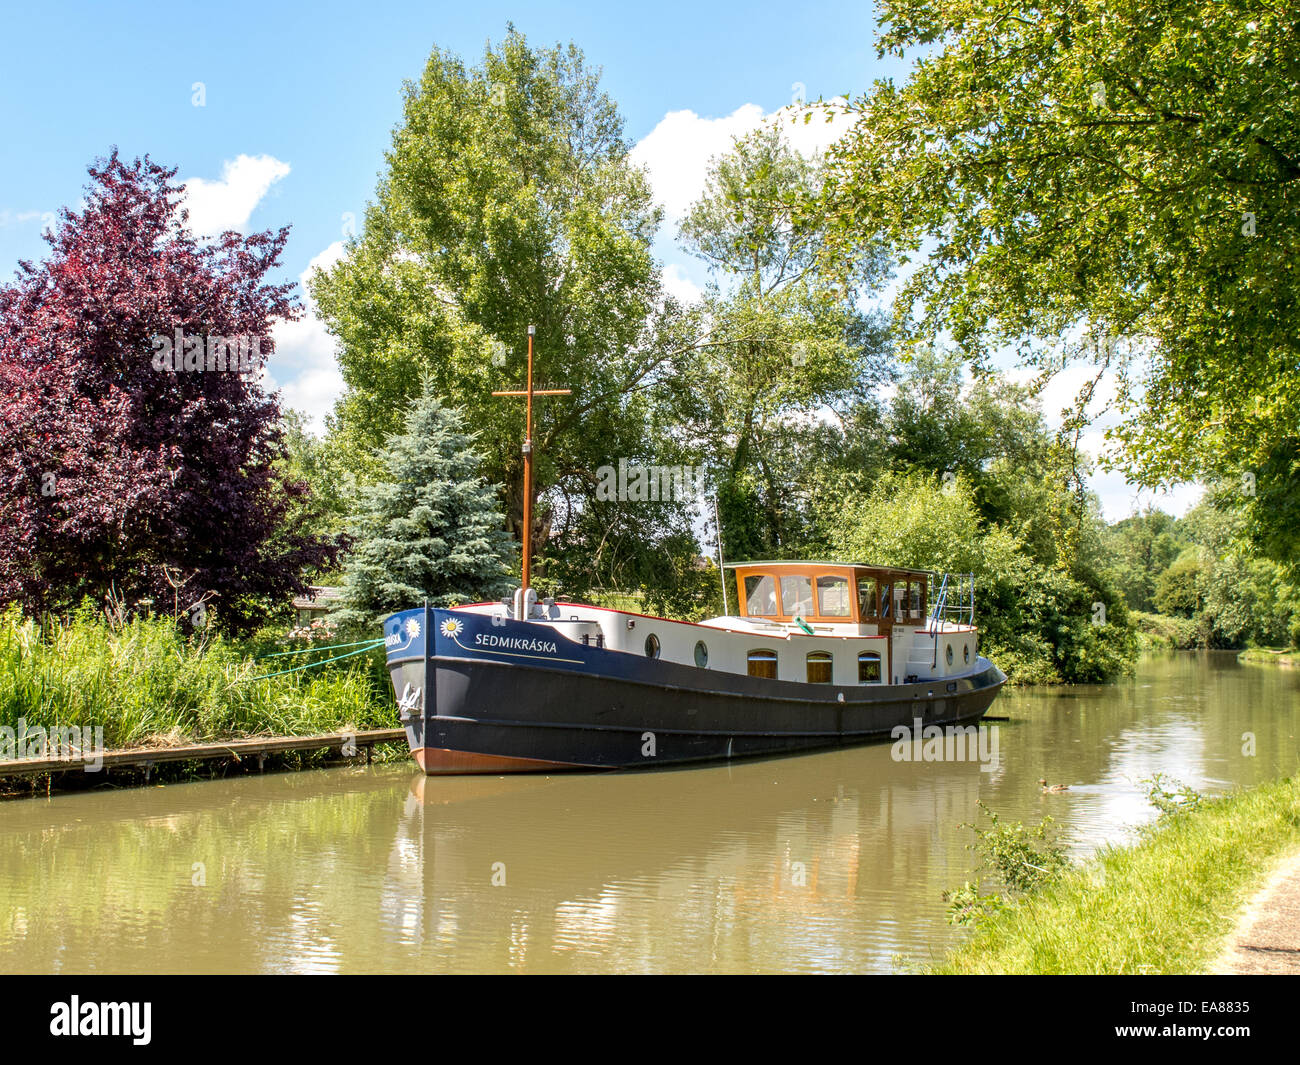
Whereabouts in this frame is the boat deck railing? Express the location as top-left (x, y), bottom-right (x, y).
top-left (926, 572), bottom-right (976, 632)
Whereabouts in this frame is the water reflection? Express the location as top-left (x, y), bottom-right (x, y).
top-left (0, 653), bottom-right (1296, 973)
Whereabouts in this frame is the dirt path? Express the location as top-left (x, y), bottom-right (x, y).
top-left (1213, 847), bottom-right (1300, 974)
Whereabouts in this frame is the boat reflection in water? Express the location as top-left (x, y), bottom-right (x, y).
top-left (377, 741), bottom-right (998, 973)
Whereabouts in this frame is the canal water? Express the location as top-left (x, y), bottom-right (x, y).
top-left (2, 652), bottom-right (1297, 974)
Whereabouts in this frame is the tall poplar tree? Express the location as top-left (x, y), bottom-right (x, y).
top-left (314, 28), bottom-right (696, 601)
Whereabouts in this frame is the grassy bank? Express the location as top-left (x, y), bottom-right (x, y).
top-left (0, 606), bottom-right (396, 752)
top-left (1239, 647), bottom-right (1300, 667)
top-left (1132, 610), bottom-right (1200, 651)
top-left (930, 775), bottom-right (1300, 974)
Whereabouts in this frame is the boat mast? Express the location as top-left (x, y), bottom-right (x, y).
top-left (713, 493), bottom-right (729, 616)
top-left (492, 325), bottom-right (571, 601)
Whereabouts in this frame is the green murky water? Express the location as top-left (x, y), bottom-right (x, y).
top-left (1, 652), bottom-right (1296, 973)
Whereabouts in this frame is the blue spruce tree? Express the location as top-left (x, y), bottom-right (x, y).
top-left (333, 390), bottom-right (515, 628)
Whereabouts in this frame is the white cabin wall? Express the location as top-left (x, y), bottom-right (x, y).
top-left (457, 602), bottom-right (979, 685)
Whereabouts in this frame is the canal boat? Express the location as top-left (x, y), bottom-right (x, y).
top-left (382, 328), bottom-right (1005, 773)
top-left (383, 563), bottom-right (1005, 773)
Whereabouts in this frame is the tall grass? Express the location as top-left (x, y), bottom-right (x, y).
top-left (0, 606), bottom-right (396, 750)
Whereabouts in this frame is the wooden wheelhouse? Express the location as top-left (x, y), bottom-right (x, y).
top-left (725, 561), bottom-right (930, 628)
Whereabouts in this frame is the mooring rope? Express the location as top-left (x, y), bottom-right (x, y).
top-left (246, 640), bottom-right (386, 682)
top-left (257, 638), bottom-right (387, 660)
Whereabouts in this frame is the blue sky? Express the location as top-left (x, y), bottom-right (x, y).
top-left (0, 1), bottom-right (1196, 519)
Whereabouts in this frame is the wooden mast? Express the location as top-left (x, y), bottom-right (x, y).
top-left (491, 325), bottom-right (570, 600)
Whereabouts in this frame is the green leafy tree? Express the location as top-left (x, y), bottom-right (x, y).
top-left (827, 472), bottom-right (1134, 683)
top-left (1100, 508), bottom-right (1186, 614)
top-left (671, 123), bottom-right (892, 556)
top-left (314, 28), bottom-right (694, 602)
top-left (333, 390), bottom-right (515, 629)
top-left (818, 0), bottom-right (1300, 527)
top-left (278, 409), bottom-right (352, 561)
top-left (1154, 550), bottom-right (1202, 620)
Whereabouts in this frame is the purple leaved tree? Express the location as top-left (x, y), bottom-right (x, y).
top-left (0, 152), bottom-right (338, 631)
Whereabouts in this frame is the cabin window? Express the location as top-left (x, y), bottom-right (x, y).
top-left (747, 649), bottom-right (778, 679)
top-left (781, 575), bottom-right (813, 617)
top-left (816, 575), bottom-right (851, 617)
top-left (644, 633), bottom-right (660, 658)
top-left (858, 651), bottom-right (882, 684)
top-left (964, 643), bottom-right (971, 664)
top-left (909, 582), bottom-right (923, 621)
top-left (694, 640), bottom-right (709, 668)
top-left (744, 574), bottom-right (779, 617)
top-left (856, 576), bottom-right (877, 619)
top-left (880, 582), bottom-right (892, 618)
top-left (946, 643), bottom-right (954, 666)
top-left (806, 651), bottom-right (833, 684)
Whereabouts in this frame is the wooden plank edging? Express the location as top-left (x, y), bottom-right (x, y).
top-left (0, 728), bottom-right (407, 779)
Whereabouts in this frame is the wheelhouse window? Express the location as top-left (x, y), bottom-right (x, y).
top-left (744, 574), bottom-right (778, 617)
top-left (816, 575), bottom-right (851, 617)
top-left (781, 575), bottom-right (813, 617)
top-left (806, 651), bottom-right (833, 684)
top-left (856, 576), bottom-right (877, 619)
top-left (747, 649), bottom-right (778, 679)
top-left (909, 581), bottom-right (923, 621)
top-left (893, 583), bottom-right (907, 621)
top-left (880, 582), bottom-right (892, 619)
top-left (857, 651), bottom-right (882, 684)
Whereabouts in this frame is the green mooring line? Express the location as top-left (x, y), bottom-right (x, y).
top-left (257, 638), bottom-right (386, 660)
top-left (247, 642), bottom-right (386, 682)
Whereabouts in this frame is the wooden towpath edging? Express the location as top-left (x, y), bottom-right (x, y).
top-left (0, 728), bottom-right (406, 780)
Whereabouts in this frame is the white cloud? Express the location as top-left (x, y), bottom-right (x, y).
top-left (999, 362), bottom-right (1202, 521)
top-left (662, 263), bottom-right (704, 305)
top-left (0, 209), bottom-right (41, 228)
top-left (183, 154), bottom-right (291, 238)
top-left (267, 240), bottom-right (346, 434)
top-left (631, 101), bottom-right (856, 227)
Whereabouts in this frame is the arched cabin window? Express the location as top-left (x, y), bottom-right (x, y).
top-left (747, 649), bottom-right (778, 679)
top-left (858, 651), bottom-right (881, 684)
top-left (806, 651), bottom-right (833, 684)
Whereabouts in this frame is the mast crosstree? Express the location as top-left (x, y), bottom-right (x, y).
top-left (491, 325), bottom-right (571, 602)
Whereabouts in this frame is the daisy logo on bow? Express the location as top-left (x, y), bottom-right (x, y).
top-left (405, 617), bottom-right (421, 639)
top-left (440, 617), bottom-right (463, 638)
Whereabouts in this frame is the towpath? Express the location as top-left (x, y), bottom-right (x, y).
top-left (1214, 847), bottom-right (1300, 974)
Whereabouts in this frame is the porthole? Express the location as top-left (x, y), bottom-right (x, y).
top-left (963, 643), bottom-right (970, 664)
top-left (645, 633), bottom-right (660, 659)
top-left (946, 643), bottom-right (954, 666)
top-left (694, 640), bottom-right (709, 668)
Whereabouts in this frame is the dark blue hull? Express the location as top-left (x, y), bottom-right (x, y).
top-left (384, 607), bottom-right (1006, 773)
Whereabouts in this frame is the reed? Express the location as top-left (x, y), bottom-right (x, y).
top-left (0, 606), bottom-right (396, 750)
